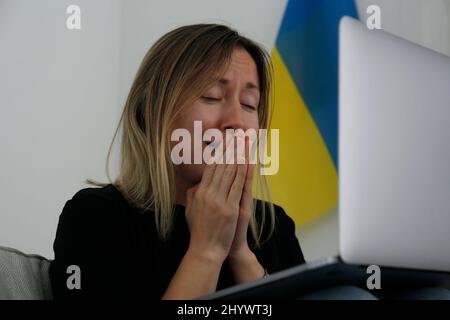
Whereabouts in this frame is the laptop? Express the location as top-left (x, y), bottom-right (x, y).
top-left (201, 17), bottom-right (450, 299)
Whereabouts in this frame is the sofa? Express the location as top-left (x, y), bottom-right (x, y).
top-left (0, 246), bottom-right (52, 299)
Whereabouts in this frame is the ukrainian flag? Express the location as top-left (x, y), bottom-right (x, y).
top-left (268, 0), bottom-right (358, 226)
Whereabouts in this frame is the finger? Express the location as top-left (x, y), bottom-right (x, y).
top-left (235, 131), bottom-right (246, 165)
top-left (227, 135), bottom-right (247, 202)
top-left (203, 134), bottom-right (224, 165)
top-left (209, 134), bottom-right (234, 191)
top-left (240, 137), bottom-right (255, 209)
top-left (227, 159), bottom-right (247, 204)
top-left (248, 133), bottom-right (258, 165)
top-left (240, 165), bottom-right (254, 210)
top-left (199, 161), bottom-right (216, 189)
top-left (219, 134), bottom-right (243, 195)
top-left (185, 184), bottom-right (199, 208)
top-left (200, 136), bottom-right (225, 188)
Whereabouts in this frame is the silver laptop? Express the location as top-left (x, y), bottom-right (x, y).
top-left (339, 16), bottom-right (450, 272)
top-left (202, 17), bottom-right (450, 299)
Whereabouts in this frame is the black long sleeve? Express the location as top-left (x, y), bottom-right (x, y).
top-left (275, 205), bottom-right (306, 270)
top-left (49, 184), bottom-right (306, 299)
top-left (49, 191), bottom-right (138, 299)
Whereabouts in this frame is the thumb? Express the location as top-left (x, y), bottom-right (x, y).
top-left (186, 184), bottom-right (200, 201)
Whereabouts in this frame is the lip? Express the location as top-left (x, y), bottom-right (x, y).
top-left (205, 142), bottom-right (221, 150)
top-left (204, 139), bottom-right (223, 148)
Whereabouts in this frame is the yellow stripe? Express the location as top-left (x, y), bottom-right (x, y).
top-left (266, 48), bottom-right (338, 226)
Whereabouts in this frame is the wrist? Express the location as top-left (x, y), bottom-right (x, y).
top-left (227, 245), bottom-right (257, 270)
top-left (226, 247), bottom-right (266, 283)
top-left (186, 245), bottom-right (226, 267)
top-left (227, 244), bottom-right (252, 262)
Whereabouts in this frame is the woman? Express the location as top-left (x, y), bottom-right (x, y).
top-left (49, 23), bottom-right (306, 299)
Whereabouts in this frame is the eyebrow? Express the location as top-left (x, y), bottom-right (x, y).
top-left (217, 78), bottom-right (260, 91)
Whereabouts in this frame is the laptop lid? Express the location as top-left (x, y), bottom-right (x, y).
top-left (339, 17), bottom-right (450, 272)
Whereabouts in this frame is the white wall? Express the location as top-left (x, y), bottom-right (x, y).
top-left (117, 0), bottom-right (287, 107)
top-left (0, 0), bottom-right (288, 259)
top-left (1, 0), bottom-right (449, 261)
top-left (0, 0), bottom-right (122, 258)
top-left (356, 0), bottom-right (450, 56)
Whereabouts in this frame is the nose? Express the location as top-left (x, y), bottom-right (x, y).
top-left (220, 97), bottom-right (246, 132)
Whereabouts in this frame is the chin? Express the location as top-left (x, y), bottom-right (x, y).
top-left (176, 163), bottom-right (205, 186)
top-left (189, 163), bottom-right (206, 184)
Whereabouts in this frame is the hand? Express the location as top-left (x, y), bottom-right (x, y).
top-left (185, 135), bottom-right (248, 264)
top-left (228, 136), bottom-right (256, 259)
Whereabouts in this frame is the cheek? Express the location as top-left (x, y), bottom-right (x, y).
top-left (174, 163), bottom-right (205, 185)
top-left (182, 104), bottom-right (222, 130)
top-left (192, 100), bottom-right (220, 119)
top-left (247, 114), bottom-right (260, 131)
top-left (171, 107), bottom-right (220, 145)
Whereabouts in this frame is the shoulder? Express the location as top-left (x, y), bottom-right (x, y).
top-left (252, 200), bottom-right (306, 270)
top-left (253, 200), bottom-right (298, 242)
top-left (254, 200), bottom-right (296, 229)
top-left (66, 184), bottom-right (126, 213)
top-left (57, 184), bottom-right (128, 233)
top-left (273, 203), bottom-right (295, 228)
top-left (71, 184), bottom-right (122, 206)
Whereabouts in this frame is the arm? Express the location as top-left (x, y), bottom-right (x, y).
top-left (227, 204), bottom-right (305, 283)
top-left (161, 248), bottom-right (223, 300)
top-left (162, 136), bottom-right (249, 299)
top-left (226, 246), bottom-right (266, 284)
top-left (226, 139), bottom-right (266, 284)
top-left (276, 205), bottom-right (306, 268)
top-left (49, 193), bottom-right (135, 299)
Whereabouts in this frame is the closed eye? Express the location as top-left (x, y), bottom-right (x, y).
top-left (202, 96), bottom-right (222, 102)
top-left (202, 96), bottom-right (256, 110)
top-left (242, 104), bottom-right (257, 111)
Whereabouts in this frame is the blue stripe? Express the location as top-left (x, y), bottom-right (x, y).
top-left (276, 0), bottom-right (358, 169)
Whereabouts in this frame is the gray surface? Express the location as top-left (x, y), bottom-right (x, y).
top-left (339, 17), bottom-right (450, 272)
top-left (0, 246), bottom-right (52, 299)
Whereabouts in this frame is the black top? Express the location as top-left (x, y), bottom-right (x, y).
top-left (49, 184), bottom-right (305, 299)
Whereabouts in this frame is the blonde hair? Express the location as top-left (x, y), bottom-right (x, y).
top-left (87, 23), bottom-right (276, 247)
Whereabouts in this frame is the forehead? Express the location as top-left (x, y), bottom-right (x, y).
top-left (223, 48), bottom-right (259, 82)
top-left (205, 48), bottom-right (260, 93)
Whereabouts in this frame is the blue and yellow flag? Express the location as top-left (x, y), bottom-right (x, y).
top-left (268, 0), bottom-right (358, 226)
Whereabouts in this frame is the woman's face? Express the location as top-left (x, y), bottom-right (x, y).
top-left (172, 47), bottom-right (260, 188)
